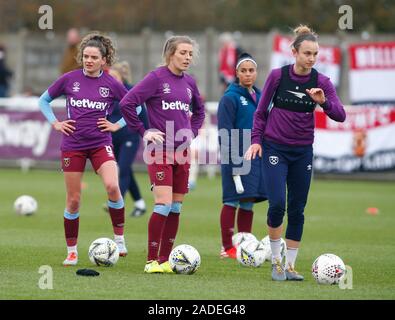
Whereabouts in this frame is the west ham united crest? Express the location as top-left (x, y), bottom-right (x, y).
top-left (99, 86), bottom-right (110, 97)
top-left (187, 88), bottom-right (192, 99)
top-left (72, 82), bottom-right (80, 92)
top-left (240, 96), bottom-right (248, 106)
top-left (269, 156), bottom-right (279, 165)
top-left (63, 157), bottom-right (71, 167)
top-left (163, 83), bottom-right (171, 94)
top-left (156, 171), bottom-right (165, 181)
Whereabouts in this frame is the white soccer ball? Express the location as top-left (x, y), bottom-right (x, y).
top-left (232, 232), bottom-right (257, 248)
top-left (236, 239), bottom-right (266, 267)
top-left (88, 238), bottom-right (119, 267)
top-left (169, 244), bottom-right (201, 275)
top-left (260, 236), bottom-right (287, 261)
top-left (13, 195), bottom-right (38, 216)
top-left (312, 253), bottom-right (346, 285)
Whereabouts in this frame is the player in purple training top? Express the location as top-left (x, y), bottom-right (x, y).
top-left (38, 32), bottom-right (129, 266)
top-left (120, 35), bottom-right (205, 274)
top-left (245, 25), bottom-right (346, 281)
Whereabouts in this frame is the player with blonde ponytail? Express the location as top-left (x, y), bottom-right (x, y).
top-left (120, 35), bottom-right (205, 274)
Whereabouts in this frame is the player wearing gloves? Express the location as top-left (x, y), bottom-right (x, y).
top-left (217, 53), bottom-right (267, 259)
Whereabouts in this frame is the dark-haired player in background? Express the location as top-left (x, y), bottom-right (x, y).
top-left (218, 53), bottom-right (266, 259)
top-left (108, 61), bottom-right (148, 217)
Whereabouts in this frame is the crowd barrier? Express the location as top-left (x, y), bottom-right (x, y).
top-left (1, 98), bottom-right (395, 177)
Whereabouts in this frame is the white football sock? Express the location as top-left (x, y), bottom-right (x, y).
top-left (135, 199), bottom-right (146, 210)
top-left (114, 234), bottom-right (124, 242)
top-left (286, 247), bottom-right (299, 269)
top-left (270, 238), bottom-right (282, 263)
top-left (67, 245), bottom-right (77, 254)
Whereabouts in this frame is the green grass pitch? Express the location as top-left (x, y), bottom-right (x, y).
top-left (0, 168), bottom-right (394, 300)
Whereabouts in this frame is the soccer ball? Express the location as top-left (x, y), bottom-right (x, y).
top-left (312, 253), bottom-right (346, 285)
top-left (169, 244), bottom-right (201, 275)
top-left (88, 238), bottom-right (119, 267)
top-left (232, 232), bottom-right (257, 248)
top-left (260, 235), bottom-right (287, 261)
top-left (13, 195), bottom-right (38, 216)
top-left (236, 239), bottom-right (266, 267)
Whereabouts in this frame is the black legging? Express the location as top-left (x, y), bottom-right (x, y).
top-left (113, 136), bottom-right (142, 201)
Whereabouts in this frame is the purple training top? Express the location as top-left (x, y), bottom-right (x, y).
top-left (252, 64), bottom-right (346, 146)
top-left (48, 69), bottom-right (128, 151)
top-left (120, 66), bottom-right (205, 149)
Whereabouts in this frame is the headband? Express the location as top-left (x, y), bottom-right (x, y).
top-left (236, 57), bottom-right (257, 70)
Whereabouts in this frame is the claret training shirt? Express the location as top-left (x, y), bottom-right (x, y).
top-left (120, 66), bottom-right (205, 149)
top-left (48, 69), bottom-right (128, 151)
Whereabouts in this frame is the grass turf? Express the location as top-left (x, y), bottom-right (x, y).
top-left (0, 168), bottom-right (394, 300)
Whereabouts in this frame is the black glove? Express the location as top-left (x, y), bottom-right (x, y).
top-left (76, 269), bottom-right (100, 277)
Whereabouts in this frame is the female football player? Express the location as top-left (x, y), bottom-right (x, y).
top-left (218, 53), bottom-right (266, 259)
top-left (39, 32), bottom-right (129, 265)
top-left (120, 35), bottom-right (205, 273)
top-left (245, 25), bottom-right (346, 281)
top-left (107, 62), bottom-right (148, 217)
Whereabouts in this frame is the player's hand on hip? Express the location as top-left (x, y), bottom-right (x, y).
top-left (143, 130), bottom-right (165, 145)
top-left (52, 120), bottom-right (76, 136)
top-left (97, 118), bottom-right (120, 132)
top-left (306, 88), bottom-right (326, 105)
top-left (244, 143), bottom-right (262, 160)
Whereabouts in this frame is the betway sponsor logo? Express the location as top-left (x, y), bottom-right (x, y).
top-left (69, 97), bottom-right (108, 111)
top-left (0, 114), bottom-right (51, 156)
top-left (161, 100), bottom-right (190, 112)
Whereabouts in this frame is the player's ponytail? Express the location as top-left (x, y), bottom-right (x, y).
top-left (291, 24), bottom-right (318, 51)
top-left (77, 31), bottom-right (116, 66)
